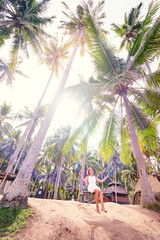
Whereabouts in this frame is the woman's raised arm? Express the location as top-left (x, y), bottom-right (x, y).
top-left (79, 172), bottom-right (88, 182)
top-left (96, 175), bottom-right (109, 183)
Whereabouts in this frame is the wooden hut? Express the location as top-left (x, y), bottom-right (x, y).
top-left (133, 174), bottom-right (160, 204)
top-left (103, 181), bottom-right (130, 204)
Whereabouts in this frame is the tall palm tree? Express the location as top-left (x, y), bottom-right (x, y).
top-left (44, 126), bottom-right (72, 199)
top-left (111, 2), bottom-right (143, 51)
top-left (60, 0), bottom-right (106, 56)
top-left (0, 1), bottom-right (105, 207)
top-left (3, 36), bottom-right (69, 179)
top-left (0, 0), bottom-right (54, 70)
top-left (63, 7), bottom-right (160, 205)
top-left (112, 1), bottom-right (160, 76)
top-left (11, 105), bottom-right (48, 173)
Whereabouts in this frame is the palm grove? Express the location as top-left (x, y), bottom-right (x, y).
top-left (0, 0), bottom-right (160, 208)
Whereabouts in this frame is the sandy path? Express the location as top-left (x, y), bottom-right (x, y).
top-left (15, 198), bottom-right (160, 240)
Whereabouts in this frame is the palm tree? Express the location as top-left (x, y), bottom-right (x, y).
top-left (43, 33), bottom-right (70, 77)
top-left (111, 1), bottom-right (160, 52)
top-left (0, 125), bottom-right (22, 194)
top-left (111, 2), bottom-right (143, 51)
top-left (64, 7), bottom-right (160, 205)
top-left (0, 102), bottom-right (12, 138)
top-left (0, 1), bottom-right (105, 207)
top-left (0, 58), bottom-right (28, 84)
top-left (0, 0), bottom-right (55, 193)
top-left (0, 0), bottom-right (54, 70)
top-left (44, 126), bottom-right (72, 200)
top-left (112, 1), bottom-right (160, 75)
top-left (0, 102), bottom-right (13, 182)
top-left (92, 9), bottom-right (160, 205)
top-left (0, 128), bottom-right (21, 170)
top-left (60, 0), bottom-right (106, 56)
top-left (11, 105), bottom-right (48, 173)
top-left (1, 35), bottom-right (70, 189)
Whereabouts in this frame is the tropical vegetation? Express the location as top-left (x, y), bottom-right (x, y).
top-left (0, 0), bottom-right (159, 210)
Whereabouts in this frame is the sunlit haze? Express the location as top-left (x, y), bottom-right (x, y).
top-left (0, 0), bottom-right (154, 144)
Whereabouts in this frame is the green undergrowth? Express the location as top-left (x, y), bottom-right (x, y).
top-left (143, 195), bottom-right (160, 213)
top-left (0, 204), bottom-right (33, 239)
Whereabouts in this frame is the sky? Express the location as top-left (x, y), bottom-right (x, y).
top-left (0, 0), bottom-right (156, 142)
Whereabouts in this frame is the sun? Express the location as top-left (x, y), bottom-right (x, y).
top-left (52, 95), bottom-right (83, 130)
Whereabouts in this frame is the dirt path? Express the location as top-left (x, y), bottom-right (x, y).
top-left (15, 198), bottom-right (160, 240)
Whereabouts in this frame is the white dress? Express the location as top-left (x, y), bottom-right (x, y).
top-left (88, 176), bottom-right (100, 193)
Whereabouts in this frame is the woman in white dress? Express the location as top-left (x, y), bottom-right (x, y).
top-left (80, 167), bottom-right (109, 213)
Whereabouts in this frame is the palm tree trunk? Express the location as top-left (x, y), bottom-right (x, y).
top-left (71, 166), bottom-right (75, 200)
top-left (100, 156), bottom-right (103, 180)
top-left (122, 92), bottom-right (156, 205)
top-left (129, 173), bottom-right (134, 204)
top-left (0, 33), bottom-right (84, 208)
top-left (48, 167), bottom-right (56, 199)
top-left (6, 66), bottom-right (55, 174)
top-left (123, 172), bottom-right (127, 191)
top-left (44, 175), bottom-right (50, 199)
top-left (12, 119), bottom-right (38, 173)
top-left (53, 155), bottom-right (64, 200)
top-left (30, 166), bottom-right (43, 196)
top-left (78, 146), bottom-right (87, 202)
top-left (0, 68), bottom-right (54, 194)
top-left (112, 154), bottom-right (117, 203)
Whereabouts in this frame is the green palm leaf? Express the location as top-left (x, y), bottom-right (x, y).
top-left (84, 8), bottom-right (121, 77)
top-left (99, 113), bottom-right (118, 162)
top-left (62, 107), bottom-right (104, 155)
top-left (120, 118), bottom-right (132, 164)
top-left (64, 81), bottom-right (105, 103)
top-left (132, 89), bottom-right (159, 117)
top-left (138, 122), bottom-right (158, 153)
top-left (129, 102), bottom-right (150, 130)
top-left (146, 70), bottom-right (160, 88)
top-left (0, 0), bottom-right (55, 71)
top-left (127, 15), bottom-right (160, 69)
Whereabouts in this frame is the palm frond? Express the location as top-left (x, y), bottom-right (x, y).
top-left (128, 2), bottom-right (142, 26)
top-left (137, 121), bottom-right (158, 153)
top-left (62, 107), bottom-right (104, 155)
top-left (99, 113), bottom-right (119, 162)
top-left (61, 1), bottom-right (76, 19)
top-left (29, 0), bottom-right (51, 15)
top-left (120, 118), bottom-right (132, 164)
top-left (9, 34), bottom-right (21, 71)
top-left (84, 8), bottom-right (121, 78)
top-left (146, 70), bottom-right (160, 88)
top-left (131, 89), bottom-right (158, 117)
top-left (145, 88), bottom-right (160, 113)
top-left (127, 15), bottom-right (160, 69)
top-left (64, 81), bottom-right (105, 103)
top-left (129, 102), bottom-right (150, 130)
top-left (142, 0), bottom-right (160, 28)
top-left (24, 28), bottom-right (42, 58)
top-left (129, 1), bottom-right (160, 57)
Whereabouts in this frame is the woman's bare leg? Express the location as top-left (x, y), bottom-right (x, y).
top-left (94, 189), bottom-right (100, 213)
top-left (99, 191), bottom-right (107, 212)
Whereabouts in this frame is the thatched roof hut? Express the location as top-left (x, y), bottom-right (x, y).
top-left (104, 181), bottom-right (130, 204)
top-left (108, 181), bottom-right (129, 195)
top-left (134, 174), bottom-right (160, 194)
top-left (133, 174), bottom-right (160, 204)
